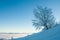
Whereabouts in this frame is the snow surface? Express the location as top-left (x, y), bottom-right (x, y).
top-left (14, 24), bottom-right (60, 40)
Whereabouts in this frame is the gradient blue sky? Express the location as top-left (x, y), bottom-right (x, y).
top-left (0, 0), bottom-right (60, 33)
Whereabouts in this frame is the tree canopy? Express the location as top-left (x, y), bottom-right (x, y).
top-left (32, 6), bottom-right (55, 30)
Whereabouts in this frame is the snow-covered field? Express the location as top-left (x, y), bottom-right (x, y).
top-left (0, 24), bottom-right (60, 40)
top-left (14, 24), bottom-right (60, 40)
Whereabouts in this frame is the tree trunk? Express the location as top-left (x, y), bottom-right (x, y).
top-left (45, 25), bottom-right (48, 30)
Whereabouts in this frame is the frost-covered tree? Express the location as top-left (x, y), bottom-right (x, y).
top-left (32, 6), bottom-right (55, 30)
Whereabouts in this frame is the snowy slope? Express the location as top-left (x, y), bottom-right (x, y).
top-left (14, 24), bottom-right (60, 40)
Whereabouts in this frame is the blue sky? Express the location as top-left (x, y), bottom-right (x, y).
top-left (0, 0), bottom-right (60, 33)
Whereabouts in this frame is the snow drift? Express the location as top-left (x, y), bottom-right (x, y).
top-left (14, 24), bottom-right (60, 40)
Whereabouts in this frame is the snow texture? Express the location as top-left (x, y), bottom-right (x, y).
top-left (14, 24), bottom-right (60, 40)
